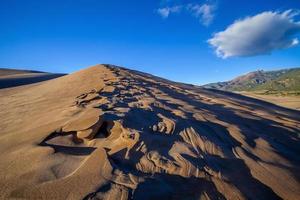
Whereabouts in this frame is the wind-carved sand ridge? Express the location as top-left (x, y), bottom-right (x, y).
top-left (0, 64), bottom-right (299, 200)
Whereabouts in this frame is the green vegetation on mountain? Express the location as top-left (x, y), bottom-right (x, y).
top-left (204, 68), bottom-right (300, 95)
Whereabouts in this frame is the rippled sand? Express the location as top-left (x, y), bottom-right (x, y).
top-left (0, 64), bottom-right (299, 200)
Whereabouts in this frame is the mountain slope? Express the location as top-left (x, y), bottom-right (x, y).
top-left (0, 64), bottom-right (299, 200)
top-left (0, 68), bottom-right (66, 89)
top-left (204, 68), bottom-right (300, 93)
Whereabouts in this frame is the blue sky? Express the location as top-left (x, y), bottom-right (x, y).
top-left (0, 0), bottom-right (300, 84)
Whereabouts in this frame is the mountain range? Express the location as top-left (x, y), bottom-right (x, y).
top-left (204, 68), bottom-right (300, 94)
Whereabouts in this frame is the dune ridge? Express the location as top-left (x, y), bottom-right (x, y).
top-left (0, 64), bottom-right (299, 200)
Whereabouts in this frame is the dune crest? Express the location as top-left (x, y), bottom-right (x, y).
top-left (0, 64), bottom-right (299, 200)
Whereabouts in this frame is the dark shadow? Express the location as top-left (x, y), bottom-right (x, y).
top-left (133, 174), bottom-right (226, 200)
top-left (0, 73), bottom-right (66, 89)
top-left (39, 131), bottom-right (96, 156)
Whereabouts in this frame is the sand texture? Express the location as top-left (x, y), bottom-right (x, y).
top-left (0, 64), bottom-right (299, 200)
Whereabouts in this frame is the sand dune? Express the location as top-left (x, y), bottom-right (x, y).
top-left (0, 64), bottom-right (299, 200)
top-left (0, 68), bottom-right (65, 89)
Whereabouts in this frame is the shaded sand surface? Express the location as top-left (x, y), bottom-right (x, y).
top-left (0, 64), bottom-right (299, 200)
top-left (238, 92), bottom-right (300, 111)
top-left (0, 68), bottom-right (65, 89)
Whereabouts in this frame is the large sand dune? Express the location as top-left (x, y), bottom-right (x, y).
top-left (0, 64), bottom-right (299, 200)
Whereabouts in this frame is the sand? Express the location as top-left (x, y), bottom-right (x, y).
top-left (0, 68), bottom-right (65, 89)
top-left (238, 92), bottom-right (300, 111)
top-left (0, 64), bottom-right (299, 200)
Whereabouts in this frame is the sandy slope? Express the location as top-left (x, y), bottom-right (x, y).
top-left (0, 68), bottom-right (65, 89)
top-left (0, 64), bottom-right (299, 200)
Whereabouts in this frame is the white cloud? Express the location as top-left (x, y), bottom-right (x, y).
top-left (208, 10), bottom-right (300, 58)
top-left (156, 1), bottom-right (216, 26)
top-left (187, 3), bottom-right (215, 26)
top-left (157, 6), bottom-right (182, 18)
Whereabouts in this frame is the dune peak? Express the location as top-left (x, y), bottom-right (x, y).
top-left (0, 64), bottom-right (299, 200)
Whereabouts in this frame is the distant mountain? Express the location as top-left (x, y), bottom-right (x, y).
top-left (204, 68), bottom-right (300, 93)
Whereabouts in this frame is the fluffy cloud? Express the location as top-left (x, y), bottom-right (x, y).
top-left (157, 6), bottom-right (182, 18)
top-left (208, 10), bottom-right (300, 58)
top-left (157, 2), bottom-right (216, 26)
top-left (187, 3), bottom-right (215, 26)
